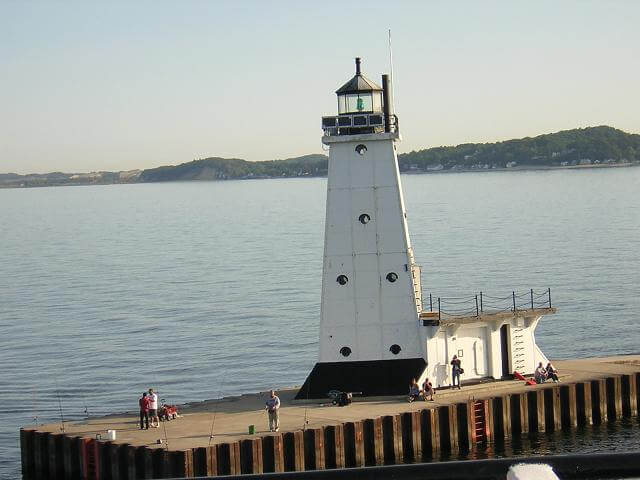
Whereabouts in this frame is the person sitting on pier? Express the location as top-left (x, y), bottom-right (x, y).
top-left (408, 378), bottom-right (421, 402)
top-left (546, 362), bottom-right (559, 382)
top-left (422, 378), bottom-right (435, 401)
top-left (535, 362), bottom-right (547, 384)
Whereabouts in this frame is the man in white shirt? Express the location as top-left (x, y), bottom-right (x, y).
top-left (148, 388), bottom-right (159, 428)
top-left (265, 390), bottom-right (281, 432)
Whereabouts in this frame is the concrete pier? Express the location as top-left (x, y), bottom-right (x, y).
top-left (20, 355), bottom-right (640, 479)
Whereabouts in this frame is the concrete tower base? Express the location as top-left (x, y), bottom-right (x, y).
top-left (295, 358), bottom-right (427, 399)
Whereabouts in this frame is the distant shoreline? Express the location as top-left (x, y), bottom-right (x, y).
top-left (1, 161), bottom-right (637, 190)
top-left (3, 125), bottom-right (640, 189)
top-left (403, 161), bottom-right (638, 175)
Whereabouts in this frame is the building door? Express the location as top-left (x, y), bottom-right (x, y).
top-left (500, 324), bottom-right (511, 378)
top-left (434, 331), bottom-right (448, 387)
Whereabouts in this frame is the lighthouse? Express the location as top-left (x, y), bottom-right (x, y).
top-left (297, 58), bottom-right (426, 398)
top-left (296, 58), bottom-right (555, 399)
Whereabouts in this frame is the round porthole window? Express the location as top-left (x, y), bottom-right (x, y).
top-left (340, 346), bottom-right (352, 357)
top-left (358, 213), bottom-right (371, 224)
top-left (336, 275), bottom-right (349, 285)
top-left (390, 344), bottom-right (401, 355)
top-left (355, 144), bottom-right (367, 155)
top-left (386, 272), bottom-right (398, 283)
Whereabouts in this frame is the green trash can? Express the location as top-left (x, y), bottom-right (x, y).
top-left (248, 424), bottom-right (255, 435)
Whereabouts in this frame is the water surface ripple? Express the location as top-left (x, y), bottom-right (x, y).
top-left (1, 168), bottom-right (639, 478)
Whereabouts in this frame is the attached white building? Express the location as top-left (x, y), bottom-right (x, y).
top-left (296, 58), bottom-right (554, 399)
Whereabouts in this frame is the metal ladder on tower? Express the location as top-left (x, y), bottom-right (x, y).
top-left (512, 328), bottom-right (526, 373)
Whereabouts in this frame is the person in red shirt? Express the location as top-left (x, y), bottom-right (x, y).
top-left (139, 392), bottom-right (150, 430)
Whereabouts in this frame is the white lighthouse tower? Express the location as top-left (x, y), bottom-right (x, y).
top-left (297, 58), bottom-right (555, 399)
top-left (297, 58), bottom-right (427, 398)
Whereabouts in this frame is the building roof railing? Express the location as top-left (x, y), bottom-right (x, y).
top-left (420, 288), bottom-right (556, 326)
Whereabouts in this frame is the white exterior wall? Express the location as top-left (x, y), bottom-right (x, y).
top-left (319, 133), bottom-right (423, 363)
top-left (424, 315), bottom-right (547, 388)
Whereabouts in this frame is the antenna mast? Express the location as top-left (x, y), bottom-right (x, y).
top-left (388, 29), bottom-right (395, 104)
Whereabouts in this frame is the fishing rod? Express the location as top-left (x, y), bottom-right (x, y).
top-left (54, 379), bottom-right (66, 433)
top-left (82, 392), bottom-right (90, 419)
top-left (161, 396), bottom-right (169, 451)
top-left (32, 382), bottom-right (41, 426)
top-left (208, 376), bottom-right (227, 446)
top-left (302, 376), bottom-right (310, 431)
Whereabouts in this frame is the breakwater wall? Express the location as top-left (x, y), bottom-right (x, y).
top-left (20, 373), bottom-right (639, 479)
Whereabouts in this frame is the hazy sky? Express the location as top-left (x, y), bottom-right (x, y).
top-left (1, 0), bottom-right (638, 174)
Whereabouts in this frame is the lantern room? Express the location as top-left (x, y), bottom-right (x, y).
top-left (322, 57), bottom-right (397, 137)
top-left (336, 57), bottom-right (383, 115)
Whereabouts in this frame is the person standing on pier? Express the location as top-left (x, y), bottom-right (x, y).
top-left (265, 390), bottom-right (281, 432)
top-left (148, 388), bottom-right (159, 428)
top-left (451, 355), bottom-right (462, 389)
top-left (139, 392), bottom-right (150, 429)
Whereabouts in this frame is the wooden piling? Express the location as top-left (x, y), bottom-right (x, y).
top-left (575, 381), bottom-right (593, 426)
top-left (33, 431), bottom-right (48, 479)
top-left (527, 390), bottom-right (545, 433)
top-left (591, 379), bottom-right (608, 423)
top-left (362, 418), bottom-right (384, 466)
top-left (46, 433), bottom-right (62, 479)
top-left (33, 432), bottom-right (51, 478)
top-left (437, 405), bottom-right (457, 452)
top-left (82, 438), bottom-right (101, 480)
top-left (303, 428), bottom-right (324, 471)
top-left (193, 446), bottom-right (217, 476)
top-left (100, 442), bottom-right (117, 480)
top-left (343, 421), bottom-right (364, 468)
top-left (510, 392), bottom-right (528, 435)
top-left (323, 424), bottom-right (344, 469)
top-left (636, 373), bottom-right (640, 416)
top-left (282, 431), bottom-right (304, 472)
top-left (560, 384), bottom-right (578, 429)
top-left (490, 396), bottom-right (510, 439)
top-left (420, 407), bottom-right (439, 458)
top-left (544, 386), bottom-right (561, 432)
top-left (171, 450), bottom-right (193, 478)
top-left (621, 374), bottom-right (638, 417)
top-left (135, 446), bottom-right (153, 479)
top-left (120, 444), bottom-right (136, 480)
top-left (261, 435), bottom-right (284, 473)
top-left (150, 447), bottom-right (169, 479)
top-left (455, 403), bottom-right (469, 452)
top-left (401, 411), bottom-right (421, 463)
top-left (20, 429), bottom-right (35, 480)
top-left (97, 442), bottom-right (109, 480)
top-left (482, 399), bottom-right (494, 442)
top-left (217, 442), bottom-right (241, 475)
top-left (240, 438), bottom-right (263, 474)
top-left (606, 376), bottom-right (622, 420)
top-left (381, 415), bottom-right (402, 465)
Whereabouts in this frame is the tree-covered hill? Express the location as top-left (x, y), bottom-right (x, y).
top-left (138, 154), bottom-right (328, 182)
top-left (399, 126), bottom-right (640, 172)
top-left (137, 126), bottom-right (638, 182)
top-left (2, 126), bottom-right (638, 188)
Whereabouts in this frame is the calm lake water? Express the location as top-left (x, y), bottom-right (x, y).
top-left (1, 167), bottom-right (639, 478)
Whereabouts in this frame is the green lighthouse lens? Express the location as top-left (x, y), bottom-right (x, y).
top-left (357, 97), bottom-right (364, 111)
